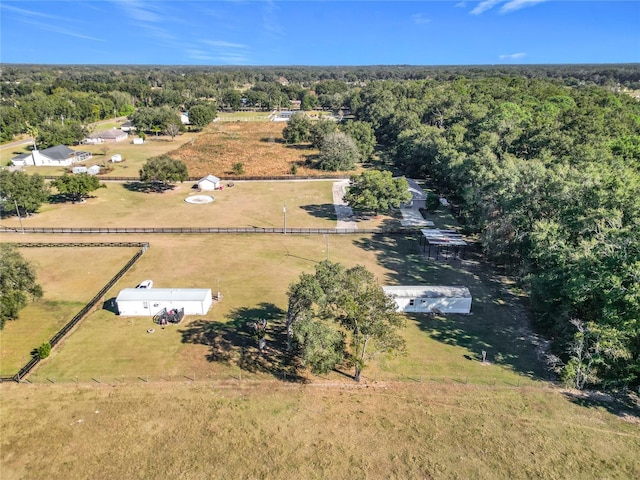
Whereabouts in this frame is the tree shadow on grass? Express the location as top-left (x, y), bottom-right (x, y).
top-left (259, 136), bottom-right (285, 144)
top-left (48, 193), bottom-right (96, 204)
top-left (300, 203), bottom-right (337, 221)
top-left (352, 231), bottom-right (549, 380)
top-left (179, 302), bottom-right (306, 382)
top-left (561, 390), bottom-right (640, 420)
top-left (123, 181), bottom-right (176, 193)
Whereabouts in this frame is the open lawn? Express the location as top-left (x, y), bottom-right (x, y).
top-left (2, 232), bottom-right (545, 388)
top-left (0, 246), bottom-right (140, 375)
top-left (1, 381), bottom-right (638, 479)
top-left (1, 180), bottom-right (398, 230)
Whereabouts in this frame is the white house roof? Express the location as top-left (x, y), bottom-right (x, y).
top-left (198, 175), bottom-right (220, 183)
top-left (116, 288), bottom-right (212, 302)
top-left (382, 286), bottom-right (471, 298)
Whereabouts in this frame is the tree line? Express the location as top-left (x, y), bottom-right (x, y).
top-left (347, 76), bottom-right (640, 389)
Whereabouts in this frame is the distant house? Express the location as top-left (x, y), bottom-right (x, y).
top-left (197, 175), bottom-right (221, 191)
top-left (382, 286), bottom-right (472, 314)
top-left (11, 145), bottom-right (92, 167)
top-left (120, 121), bottom-right (136, 132)
top-left (84, 128), bottom-right (128, 144)
top-left (180, 112), bottom-right (190, 125)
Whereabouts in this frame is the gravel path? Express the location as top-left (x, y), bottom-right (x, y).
top-left (332, 180), bottom-right (357, 229)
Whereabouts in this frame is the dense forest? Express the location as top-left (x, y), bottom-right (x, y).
top-left (2, 64), bottom-right (639, 389)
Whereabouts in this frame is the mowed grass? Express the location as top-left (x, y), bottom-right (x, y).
top-left (0, 246), bottom-right (140, 375)
top-left (1, 381), bottom-right (638, 479)
top-left (21, 233), bottom-right (545, 387)
top-left (1, 180), bottom-right (345, 229)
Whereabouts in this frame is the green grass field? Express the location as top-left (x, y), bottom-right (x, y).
top-left (0, 246), bottom-right (140, 375)
top-left (1, 381), bottom-right (638, 479)
top-left (1, 125), bottom-right (638, 478)
top-left (1, 180), bottom-right (400, 230)
top-left (1, 232), bottom-right (543, 389)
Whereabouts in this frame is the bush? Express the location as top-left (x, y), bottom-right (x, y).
top-left (37, 342), bottom-right (51, 359)
top-left (232, 162), bottom-right (245, 175)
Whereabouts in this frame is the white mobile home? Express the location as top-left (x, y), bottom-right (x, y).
top-left (382, 286), bottom-right (472, 314)
top-left (115, 288), bottom-right (213, 316)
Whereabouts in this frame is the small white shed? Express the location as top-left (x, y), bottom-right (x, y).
top-left (382, 286), bottom-right (472, 314)
top-left (87, 165), bottom-right (101, 175)
top-left (72, 166), bottom-right (88, 174)
top-left (111, 154), bottom-right (123, 163)
top-left (132, 138), bottom-right (144, 145)
top-left (197, 175), bottom-right (221, 191)
top-left (115, 288), bottom-right (213, 317)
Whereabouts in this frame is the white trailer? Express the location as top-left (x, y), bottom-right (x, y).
top-left (115, 288), bottom-right (213, 317)
top-left (382, 286), bottom-right (472, 314)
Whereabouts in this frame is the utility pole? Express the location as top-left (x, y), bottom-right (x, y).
top-left (283, 201), bottom-right (287, 234)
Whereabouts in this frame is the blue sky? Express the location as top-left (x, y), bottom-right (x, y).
top-left (1, 1), bottom-right (638, 65)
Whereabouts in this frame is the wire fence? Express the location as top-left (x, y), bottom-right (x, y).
top-left (1, 242), bottom-right (149, 383)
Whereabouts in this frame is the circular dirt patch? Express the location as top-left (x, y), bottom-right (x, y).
top-left (185, 195), bottom-right (214, 204)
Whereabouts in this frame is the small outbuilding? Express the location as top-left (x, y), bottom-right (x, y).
top-left (197, 175), bottom-right (221, 191)
top-left (72, 166), bottom-right (88, 174)
top-left (87, 165), bottom-right (101, 175)
top-left (115, 288), bottom-right (213, 317)
top-left (110, 154), bottom-right (123, 163)
top-left (382, 286), bottom-right (472, 314)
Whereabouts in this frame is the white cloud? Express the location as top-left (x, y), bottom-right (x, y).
top-left (499, 52), bottom-right (527, 60)
top-left (1, 3), bottom-right (60, 20)
top-left (263, 0), bottom-right (284, 37)
top-left (114, 0), bottom-right (161, 23)
top-left (500, 0), bottom-right (549, 13)
top-left (412, 13), bottom-right (431, 25)
top-left (196, 39), bottom-right (251, 64)
top-left (470, 0), bottom-right (548, 14)
top-left (470, 0), bottom-right (503, 15)
top-left (204, 40), bottom-right (248, 49)
top-left (455, 2), bottom-right (468, 7)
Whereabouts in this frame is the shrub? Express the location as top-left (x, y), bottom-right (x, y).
top-left (37, 342), bottom-right (51, 359)
top-left (232, 162), bottom-right (245, 175)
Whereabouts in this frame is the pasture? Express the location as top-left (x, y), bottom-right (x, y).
top-left (0, 245), bottom-right (140, 375)
top-left (1, 179), bottom-right (397, 230)
top-left (2, 232), bottom-right (543, 387)
top-left (1, 381), bottom-right (638, 479)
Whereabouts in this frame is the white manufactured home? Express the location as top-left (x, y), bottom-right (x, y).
top-left (382, 286), bottom-right (472, 314)
top-left (115, 288), bottom-right (213, 317)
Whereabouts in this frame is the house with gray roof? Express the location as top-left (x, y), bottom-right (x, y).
top-left (11, 145), bottom-right (92, 167)
top-left (83, 128), bottom-right (128, 144)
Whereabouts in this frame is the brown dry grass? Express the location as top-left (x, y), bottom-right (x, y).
top-left (172, 122), bottom-right (358, 178)
top-left (1, 381), bottom-right (638, 479)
